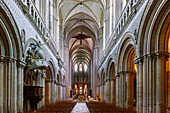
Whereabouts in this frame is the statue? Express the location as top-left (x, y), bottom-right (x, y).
top-left (25, 41), bottom-right (44, 66)
top-left (24, 41), bottom-right (47, 86)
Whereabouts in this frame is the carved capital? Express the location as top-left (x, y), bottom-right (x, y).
top-left (134, 57), bottom-right (143, 64)
top-left (17, 60), bottom-right (26, 68)
top-left (155, 51), bottom-right (168, 60)
top-left (118, 71), bottom-right (126, 75)
top-left (148, 53), bottom-right (155, 59)
top-left (115, 73), bottom-right (119, 77)
top-left (5, 56), bottom-right (13, 63)
top-left (0, 55), bottom-right (5, 62)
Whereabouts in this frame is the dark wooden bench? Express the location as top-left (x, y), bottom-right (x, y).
top-left (86, 100), bottom-right (136, 113)
top-left (33, 100), bottom-right (77, 113)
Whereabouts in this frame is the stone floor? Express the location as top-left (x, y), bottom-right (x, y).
top-left (70, 103), bottom-right (90, 113)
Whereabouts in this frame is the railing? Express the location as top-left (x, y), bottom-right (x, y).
top-left (20, 0), bottom-right (62, 62)
top-left (98, 0), bottom-right (141, 69)
top-left (104, 0), bottom-right (138, 56)
top-left (115, 0), bottom-right (138, 35)
top-left (22, 0), bottom-right (46, 35)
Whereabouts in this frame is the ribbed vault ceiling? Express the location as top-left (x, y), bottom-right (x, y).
top-left (59, 0), bottom-right (104, 67)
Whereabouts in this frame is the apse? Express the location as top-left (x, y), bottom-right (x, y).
top-left (69, 31), bottom-right (93, 98)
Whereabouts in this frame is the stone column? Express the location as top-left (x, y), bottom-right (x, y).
top-left (100, 84), bottom-right (102, 100)
top-left (54, 82), bottom-right (57, 102)
top-left (17, 60), bottom-right (25, 112)
top-left (105, 79), bottom-right (111, 103)
top-left (143, 56), bottom-right (148, 112)
top-left (111, 80), bottom-right (113, 103)
top-left (111, 78), bottom-right (116, 105)
top-left (45, 0), bottom-right (49, 29)
top-left (6, 57), bottom-right (12, 113)
top-left (118, 71), bottom-right (126, 107)
top-left (103, 83), bottom-right (105, 101)
top-left (58, 84), bottom-right (61, 101)
top-left (56, 84), bottom-right (58, 101)
top-left (97, 85), bottom-right (100, 99)
top-left (148, 54), bottom-right (154, 113)
top-left (10, 59), bottom-right (14, 113)
top-left (167, 71), bottom-right (170, 110)
top-left (3, 58), bottom-right (7, 113)
top-left (59, 25), bottom-right (64, 55)
top-left (119, 72), bottom-right (123, 107)
top-left (62, 85), bottom-right (64, 100)
top-left (155, 52), bottom-right (167, 113)
top-left (52, 82), bottom-right (56, 103)
top-left (122, 72), bottom-right (126, 107)
top-left (12, 59), bottom-right (17, 113)
top-left (126, 71), bottom-right (129, 107)
top-left (92, 46), bottom-right (98, 97)
top-left (64, 45), bottom-right (69, 99)
top-left (53, 2), bottom-right (58, 45)
top-left (60, 84), bottom-right (63, 100)
top-left (99, 27), bottom-right (103, 56)
top-left (10, 59), bottom-right (17, 112)
top-left (116, 75), bottom-right (119, 106)
top-left (49, 0), bottom-right (54, 36)
top-left (126, 71), bottom-right (131, 107)
top-left (0, 56), bottom-right (4, 113)
top-left (60, 84), bottom-right (62, 101)
top-left (135, 58), bottom-right (143, 113)
top-left (48, 82), bottom-right (52, 103)
top-left (62, 86), bottom-right (65, 100)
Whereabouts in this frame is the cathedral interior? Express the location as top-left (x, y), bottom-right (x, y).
top-left (0, 0), bottom-right (169, 113)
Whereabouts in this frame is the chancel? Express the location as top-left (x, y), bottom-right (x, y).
top-left (0, 0), bottom-right (169, 113)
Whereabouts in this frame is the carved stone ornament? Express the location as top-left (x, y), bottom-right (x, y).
top-left (25, 42), bottom-right (48, 79)
top-left (134, 29), bottom-right (138, 44)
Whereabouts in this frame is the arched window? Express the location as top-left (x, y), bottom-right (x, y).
top-left (75, 64), bottom-right (78, 72)
top-left (79, 64), bottom-right (82, 72)
top-left (84, 64), bottom-right (87, 72)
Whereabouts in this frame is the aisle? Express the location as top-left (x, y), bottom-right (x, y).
top-left (70, 103), bottom-right (90, 113)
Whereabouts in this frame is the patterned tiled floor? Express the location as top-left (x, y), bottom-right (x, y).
top-left (71, 103), bottom-right (90, 113)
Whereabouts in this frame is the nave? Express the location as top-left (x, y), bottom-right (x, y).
top-left (71, 103), bottom-right (90, 113)
top-left (24, 100), bottom-right (137, 113)
top-left (0, 0), bottom-right (169, 113)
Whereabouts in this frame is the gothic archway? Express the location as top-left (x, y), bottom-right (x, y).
top-left (0, 4), bottom-right (24, 112)
top-left (117, 33), bottom-right (136, 108)
top-left (137, 0), bottom-right (169, 112)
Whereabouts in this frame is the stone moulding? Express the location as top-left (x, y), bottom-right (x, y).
top-left (13, 0), bottom-right (63, 63)
top-left (0, 0), bottom-right (23, 59)
top-left (97, 0), bottom-right (145, 71)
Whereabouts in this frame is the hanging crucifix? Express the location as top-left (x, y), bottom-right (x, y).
top-left (72, 31), bottom-right (90, 45)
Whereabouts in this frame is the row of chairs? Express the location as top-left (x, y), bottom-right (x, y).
top-left (86, 101), bottom-right (136, 113)
top-left (25, 100), bottom-right (77, 113)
